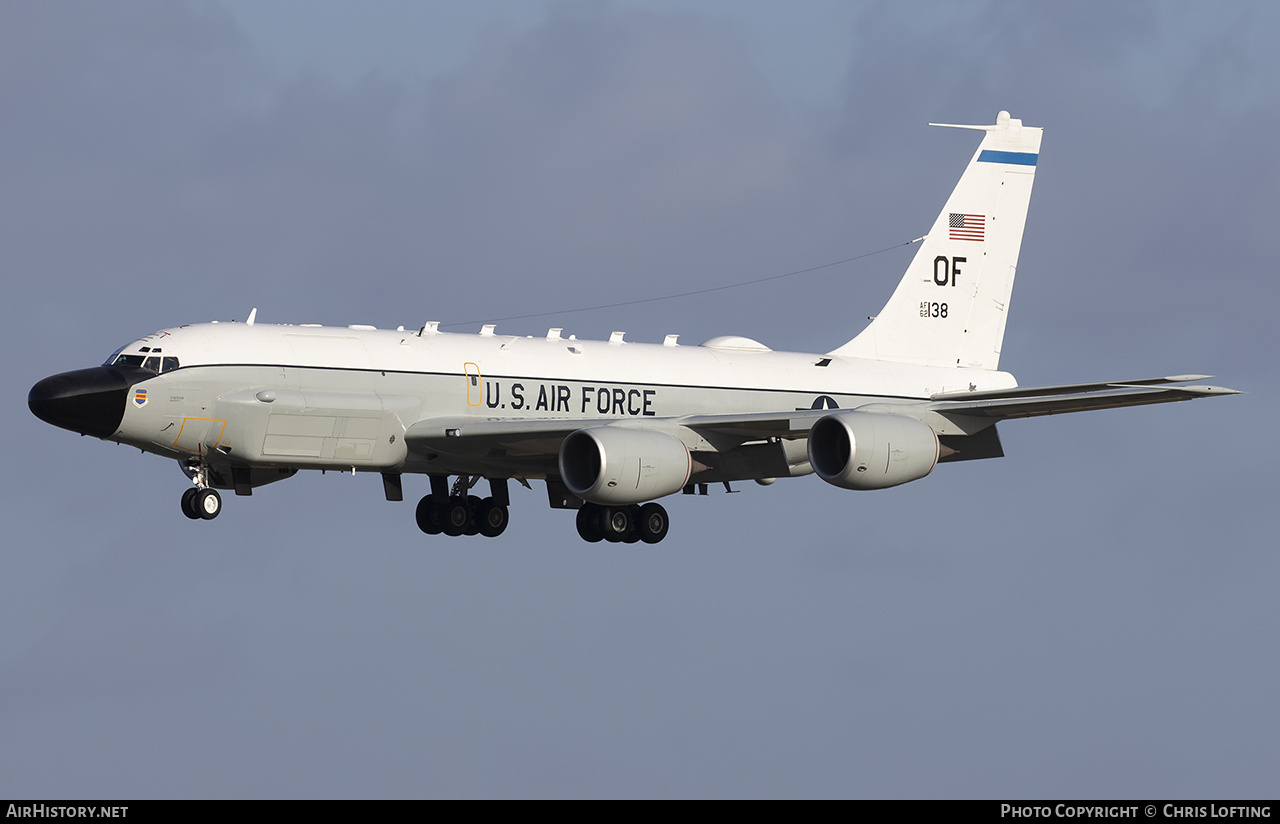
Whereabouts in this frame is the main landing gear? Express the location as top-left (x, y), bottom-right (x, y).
top-left (415, 475), bottom-right (509, 539)
top-left (411, 475), bottom-right (672, 544)
top-left (575, 502), bottom-right (669, 544)
top-left (179, 464), bottom-right (222, 521)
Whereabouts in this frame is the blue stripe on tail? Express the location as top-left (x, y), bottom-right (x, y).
top-left (978, 150), bottom-right (1038, 166)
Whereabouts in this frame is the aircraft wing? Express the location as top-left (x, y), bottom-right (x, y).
top-left (926, 376), bottom-right (1240, 419)
top-left (597, 376), bottom-right (1242, 439)
top-left (405, 376), bottom-right (1239, 467)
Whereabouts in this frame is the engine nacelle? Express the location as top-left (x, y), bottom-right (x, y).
top-left (807, 411), bottom-right (939, 490)
top-left (559, 427), bottom-right (692, 505)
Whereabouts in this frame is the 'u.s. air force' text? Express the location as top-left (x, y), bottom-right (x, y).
top-left (484, 382), bottom-right (657, 416)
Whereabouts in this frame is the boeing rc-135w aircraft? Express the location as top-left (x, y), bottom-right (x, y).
top-left (29, 112), bottom-right (1237, 543)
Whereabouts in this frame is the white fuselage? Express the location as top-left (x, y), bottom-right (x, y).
top-left (109, 321), bottom-right (1017, 478)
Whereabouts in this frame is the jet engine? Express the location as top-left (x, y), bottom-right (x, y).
top-left (807, 411), bottom-right (939, 490)
top-left (559, 427), bottom-right (692, 505)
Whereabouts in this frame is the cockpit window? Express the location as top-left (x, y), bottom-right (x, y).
top-left (110, 353), bottom-right (180, 373)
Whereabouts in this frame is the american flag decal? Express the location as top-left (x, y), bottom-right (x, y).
top-left (949, 213), bottom-right (985, 241)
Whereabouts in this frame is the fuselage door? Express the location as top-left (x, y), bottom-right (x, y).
top-left (464, 362), bottom-right (482, 407)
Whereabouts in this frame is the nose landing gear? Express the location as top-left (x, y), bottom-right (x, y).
top-left (179, 462), bottom-right (222, 521)
top-left (180, 486), bottom-right (221, 520)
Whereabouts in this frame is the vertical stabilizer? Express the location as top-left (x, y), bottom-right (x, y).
top-left (830, 111), bottom-right (1041, 370)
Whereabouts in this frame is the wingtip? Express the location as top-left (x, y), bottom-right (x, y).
top-left (1183, 385), bottom-right (1242, 396)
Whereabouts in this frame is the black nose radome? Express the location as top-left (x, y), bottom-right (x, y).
top-left (29, 366), bottom-right (140, 438)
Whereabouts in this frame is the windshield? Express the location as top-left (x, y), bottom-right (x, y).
top-left (109, 353), bottom-right (180, 373)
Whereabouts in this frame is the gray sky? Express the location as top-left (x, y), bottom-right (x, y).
top-left (2, 0), bottom-right (1276, 799)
